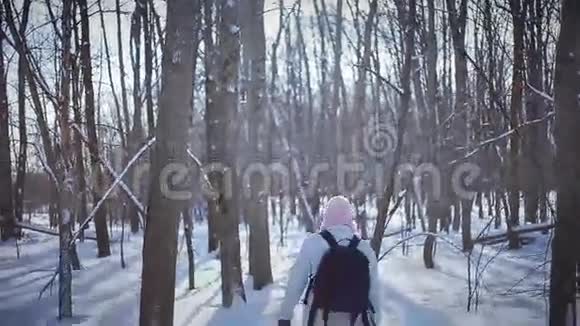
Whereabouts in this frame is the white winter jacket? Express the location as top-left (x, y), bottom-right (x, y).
top-left (279, 225), bottom-right (381, 326)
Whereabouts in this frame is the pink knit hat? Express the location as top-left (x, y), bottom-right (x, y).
top-left (320, 196), bottom-right (356, 231)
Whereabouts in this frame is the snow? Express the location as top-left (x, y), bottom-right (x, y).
top-left (172, 51), bottom-right (182, 64)
top-left (229, 25), bottom-right (240, 35)
top-left (61, 209), bottom-right (71, 225)
top-left (0, 205), bottom-right (568, 326)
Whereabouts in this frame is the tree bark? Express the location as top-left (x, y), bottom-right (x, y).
top-left (139, 0), bottom-right (196, 324)
top-left (523, 0), bottom-right (547, 225)
top-left (549, 0), bottom-right (580, 324)
top-left (211, 0), bottom-right (246, 307)
top-left (242, 0), bottom-right (273, 290)
top-left (0, 7), bottom-right (15, 241)
top-left (508, 0), bottom-right (524, 230)
top-left (70, 30), bottom-right (88, 241)
top-left (353, 0), bottom-right (378, 155)
top-left (77, 0), bottom-right (111, 257)
top-left (129, 0), bottom-right (146, 233)
top-left (142, 0), bottom-right (155, 136)
top-left (203, 0), bottom-right (220, 253)
top-left (13, 0), bottom-right (32, 226)
top-left (371, 0), bottom-right (415, 255)
top-left (183, 208), bottom-right (195, 290)
top-left (57, 0), bottom-right (75, 317)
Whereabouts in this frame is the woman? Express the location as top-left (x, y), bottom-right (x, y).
top-left (278, 196), bottom-right (381, 326)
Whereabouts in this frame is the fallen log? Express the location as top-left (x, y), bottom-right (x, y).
top-left (16, 222), bottom-right (97, 241)
top-left (473, 222), bottom-right (554, 245)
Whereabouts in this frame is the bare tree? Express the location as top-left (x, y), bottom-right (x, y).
top-left (13, 0), bottom-right (32, 226)
top-left (71, 15), bottom-right (88, 240)
top-left (56, 0), bottom-right (75, 317)
top-left (371, 0), bottom-right (416, 255)
top-left (142, 0), bottom-right (155, 136)
top-left (0, 3), bottom-right (15, 241)
top-left (138, 0), bottom-right (196, 324)
top-left (549, 0), bottom-right (580, 324)
top-left (211, 0), bottom-right (246, 307)
top-left (242, 0), bottom-right (273, 290)
top-left (508, 0), bottom-right (524, 230)
top-left (203, 0), bottom-right (220, 253)
top-left (128, 0), bottom-right (146, 233)
top-left (77, 0), bottom-right (111, 257)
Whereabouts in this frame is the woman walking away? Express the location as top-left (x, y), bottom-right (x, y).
top-left (278, 196), bottom-right (381, 326)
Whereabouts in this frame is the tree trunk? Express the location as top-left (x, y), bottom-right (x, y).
top-left (371, 0), bottom-right (415, 255)
top-left (129, 0), bottom-right (145, 234)
top-left (352, 0), bottom-right (377, 157)
top-left (142, 0), bottom-right (155, 136)
top-left (332, 0), bottom-right (344, 158)
top-left (203, 0), bottom-right (219, 253)
top-left (549, 0), bottom-right (580, 324)
top-left (242, 0), bottom-right (273, 290)
top-left (212, 0), bottom-right (246, 307)
top-left (523, 0), bottom-right (547, 225)
top-left (57, 0), bottom-right (75, 317)
top-left (508, 0), bottom-right (524, 230)
top-left (461, 199), bottom-right (473, 251)
top-left (70, 40), bottom-right (88, 242)
top-left (13, 0), bottom-right (32, 227)
top-left (78, 0), bottom-right (111, 257)
top-left (138, 0), bottom-right (196, 324)
top-left (183, 207), bottom-right (195, 290)
top-left (0, 11), bottom-right (15, 241)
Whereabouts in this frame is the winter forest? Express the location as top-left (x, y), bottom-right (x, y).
top-left (0, 0), bottom-right (579, 325)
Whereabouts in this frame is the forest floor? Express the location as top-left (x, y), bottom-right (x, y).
top-left (0, 207), bottom-right (560, 326)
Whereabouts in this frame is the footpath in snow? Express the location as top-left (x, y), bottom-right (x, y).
top-left (0, 213), bottom-right (553, 325)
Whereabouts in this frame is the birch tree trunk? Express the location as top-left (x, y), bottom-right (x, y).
top-left (57, 0), bottom-right (75, 317)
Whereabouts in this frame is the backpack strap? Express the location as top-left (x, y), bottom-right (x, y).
top-left (302, 275), bottom-right (315, 305)
top-left (348, 235), bottom-right (361, 249)
top-left (320, 230), bottom-right (338, 248)
top-left (307, 303), bottom-right (318, 326)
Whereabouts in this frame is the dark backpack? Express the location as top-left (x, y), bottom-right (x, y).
top-left (305, 230), bottom-right (371, 326)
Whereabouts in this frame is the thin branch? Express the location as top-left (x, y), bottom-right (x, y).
top-left (69, 137), bottom-right (155, 246)
top-left (70, 124), bottom-right (145, 216)
top-left (452, 111), bottom-right (555, 164)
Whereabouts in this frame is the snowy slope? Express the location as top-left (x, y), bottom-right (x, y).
top-left (0, 212), bottom-right (555, 326)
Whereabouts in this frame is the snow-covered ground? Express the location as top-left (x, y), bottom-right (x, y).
top-left (0, 210), bottom-right (555, 326)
